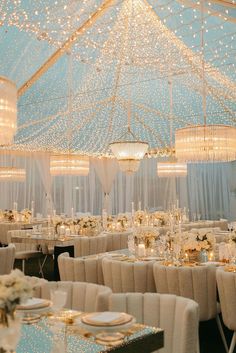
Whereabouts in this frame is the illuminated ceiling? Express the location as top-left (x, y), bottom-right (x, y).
top-left (0, 0), bottom-right (235, 156)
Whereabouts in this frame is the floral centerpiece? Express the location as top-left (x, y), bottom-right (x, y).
top-left (152, 211), bottom-right (169, 226)
top-left (3, 210), bottom-right (15, 222)
top-left (20, 209), bottom-right (31, 223)
top-left (181, 229), bottom-right (215, 262)
top-left (77, 216), bottom-right (100, 236)
top-left (116, 214), bottom-right (129, 230)
top-left (132, 226), bottom-right (160, 257)
top-left (134, 210), bottom-right (146, 225)
top-left (0, 270), bottom-right (32, 352)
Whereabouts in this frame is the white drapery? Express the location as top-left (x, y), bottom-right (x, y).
top-left (0, 153), bottom-right (234, 220)
top-left (91, 157), bottom-right (119, 213)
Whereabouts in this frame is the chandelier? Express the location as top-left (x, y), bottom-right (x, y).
top-left (0, 167), bottom-right (26, 182)
top-left (175, 0), bottom-right (236, 163)
top-left (50, 154), bottom-right (89, 176)
top-left (109, 128), bottom-right (148, 174)
top-left (0, 76), bottom-right (17, 145)
top-left (157, 160), bottom-right (187, 178)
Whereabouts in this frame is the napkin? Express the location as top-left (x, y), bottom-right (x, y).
top-left (82, 312), bottom-right (132, 326)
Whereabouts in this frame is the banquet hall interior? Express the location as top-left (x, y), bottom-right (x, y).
top-left (0, 0), bottom-right (236, 352)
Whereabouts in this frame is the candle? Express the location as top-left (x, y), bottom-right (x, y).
top-left (176, 199), bottom-right (179, 209)
top-left (13, 202), bottom-right (17, 212)
top-left (53, 209), bottom-right (56, 217)
top-left (102, 209), bottom-right (107, 230)
top-left (60, 225), bottom-right (65, 236)
top-left (138, 244), bottom-right (146, 257)
top-left (65, 228), bottom-right (71, 237)
top-left (208, 251), bottom-right (214, 262)
top-left (71, 207), bottom-right (74, 219)
top-left (138, 201), bottom-right (141, 210)
top-left (178, 221), bottom-right (181, 234)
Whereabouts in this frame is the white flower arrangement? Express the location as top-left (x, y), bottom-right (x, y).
top-left (77, 216), bottom-right (99, 230)
top-left (116, 214), bottom-right (129, 229)
top-left (0, 270), bottom-right (32, 324)
top-left (152, 211), bottom-right (169, 226)
top-left (181, 229), bottom-right (215, 252)
top-left (134, 210), bottom-right (146, 225)
top-left (134, 226), bottom-right (160, 248)
top-left (3, 210), bottom-right (15, 222)
top-left (20, 209), bottom-right (31, 222)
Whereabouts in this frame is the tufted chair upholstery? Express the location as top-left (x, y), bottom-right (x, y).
top-left (0, 244), bottom-right (15, 274)
top-left (153, 263), bottom-right (228, 352)
top-left (73, 234), bottom-right (107, 257)
top-left (108, 292), bottom-right (199, 353)
top-left (102, 257), bottom-right (156, 293)
top-left (36, 281), bottom-right (111, 312)
top-left (58, 252), bottom-right (104, 284)
top-left (105, 231), bottom-right (131, 251)
top-left (216, 267), bottom-right (236, 353)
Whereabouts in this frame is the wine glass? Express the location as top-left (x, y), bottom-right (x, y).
top-left (50, 289), bottom-right (67, 312)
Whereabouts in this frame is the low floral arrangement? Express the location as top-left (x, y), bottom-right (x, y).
top-left (3, 210), bottom-right (15, 222)
top-left (134, 226), bottom-right (159, 249)
top-left (54, 219), bottom-right (79, 235)
top-left (20, 209), bottom-right (31, 223)
top-left (0, 269), bottom-right (32, 325)
top-left (181, 229), bottom-right (215, 252)
top-left (77, 216), bottom-right (99, 229)
top-left (152, 211), bottom-right (168, 226)
top-left (116, 214), bottom-right (129, 229)
top-left (134, 210), bottom-right (146, 225)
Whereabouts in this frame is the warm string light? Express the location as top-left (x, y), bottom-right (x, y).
top-left (0, 0), bottom-right (234, 156)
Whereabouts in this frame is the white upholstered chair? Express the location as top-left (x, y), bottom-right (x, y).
top-left (216, 267), bottom-right (236, 353)
top-left (108, 292), bottom-right (199, 353)
top-left (7, 230), bottom-right (43, 275)
top-left (105, 231), bottom-right (131, 251)
top-left (73, 234), bottom-right (107, 257)
top-left (102, 257), bottom-right (156, 292)
top-left (36, 281), bottom-right (111, 312)
top-left (0, 244), bottom-right (15, 274)
top-left (153, 263), bottom-right (228, 352)
top-left (58, 252), bottom-right (104, 284)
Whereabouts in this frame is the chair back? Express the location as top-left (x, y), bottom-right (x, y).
top-left (38, 281), bottom-right (111, 312)
top-left (108, 292), bottom-right (199, 353)
top-left (73, 234), bottom-right (107, 257)
top-left (216, 267), bottom-right (236, 331)
top-left (58, 252), bottom-right (104, 284)
top-left (0, 244), bottom-right (15, 274)
top-left (106, 231), bottom-right (131, 251)
top-left (102, 257), bottom-right (156, 293)
top-left (7, 230), bottom-right (38, 251)
top-left (153, 263), bottom-right (217, 321)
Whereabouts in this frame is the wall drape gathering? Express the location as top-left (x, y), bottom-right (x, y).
top-left (0, 153), bottom-right (234, 221)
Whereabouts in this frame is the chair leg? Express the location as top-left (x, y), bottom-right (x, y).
top-left (229, 332), bottom-right (236, 353)
top-left (216, 315), bottom-right (228, 353)
top-left (196, 336), bottom-right (200, 353)
top-left (38, 258), bottom-right (44, 278)
top-left (22, 259), bottom-right (25, 274)
top-left (41, 255), bottom-right (48, 270)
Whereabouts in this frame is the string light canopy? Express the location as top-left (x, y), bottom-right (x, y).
top-left (175, 0), bottom-right (236, 163)
top-left (0, 167), bottom-right (26, 182)
top-left (50, 154), bottom-right (89, 176)
top-left (157, 80), bottom-right (187, 177)
top-left (0, 77), bottom-right (17, 145)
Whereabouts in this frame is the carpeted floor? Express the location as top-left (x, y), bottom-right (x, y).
top-left (15, 256), bottom-right (233, 353)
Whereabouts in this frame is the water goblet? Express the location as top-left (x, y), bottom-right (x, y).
top-left (50, 289), bottom-right (67, 313)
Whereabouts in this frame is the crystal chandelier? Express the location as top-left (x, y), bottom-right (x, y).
top-left (109, 127), bottom-right (148, 174)
top-left (157, 80), bottom-right (187, 177)
top-left (175, 0), bottom-right (236, 163)
top-left (0, 76), bottom-right (17, 145)
top-left (157, 160), bottom-right (187, 178)
top-left (50, 154), bottom-right (89, 176)
top-left (0, 167), bottom-right (26, 182)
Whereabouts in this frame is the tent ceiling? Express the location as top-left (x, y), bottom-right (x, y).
top-left (0, 0), bottom-right (235, 156)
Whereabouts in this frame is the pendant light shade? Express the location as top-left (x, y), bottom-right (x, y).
top-left (175, 125), bottom-right (236, 162)
top-left (0, 77), bottom-right (17, 145)
top-left (50, 154), bottom-right (90, 176)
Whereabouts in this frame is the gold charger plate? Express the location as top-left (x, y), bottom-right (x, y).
top-left (81, 312), bottom-right (133, 327)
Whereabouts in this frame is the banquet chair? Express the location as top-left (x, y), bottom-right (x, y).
top-left (107, 292), bottom-right (199, 353)
top-left (7, 230), bottom-right (43, 276)
top-left (0, 244), bottom-right (15, 274)
top-left (58, 252), bottom-right (104, 284)
top-left (105, 231), bottom-right (131, 252)
top-left (102, 257), bottom-right (156, 292)
top-left (153, 263), bottom-right (228, 352)
top-left (36, 280), bottom-right (112, 312)
top-left (216, 267), bottom-right (236, 353)
top-left (73, 234), bottom-right (107, 257)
